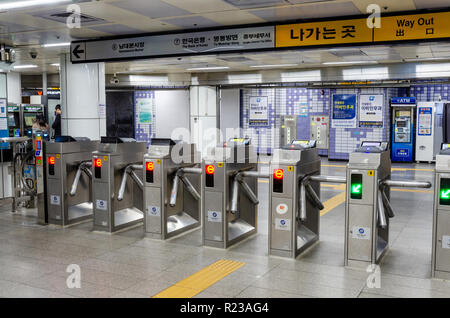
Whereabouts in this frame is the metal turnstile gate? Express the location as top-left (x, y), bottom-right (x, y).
top-left (269, 140), bottom-right (323, 258)
top-left (92, 137), bottom-right (146, 233)
top-left (45, 136), bottom-right (98, 226)
top-left (143, 138), bottom-right (202, 239)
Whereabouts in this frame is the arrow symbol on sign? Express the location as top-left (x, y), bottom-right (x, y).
top-left (352, 185), bottom-right (361, 193)
top-left (441, 189), bottom-right (450, 199)
top-left (72, 44), bottom-right (84, 59)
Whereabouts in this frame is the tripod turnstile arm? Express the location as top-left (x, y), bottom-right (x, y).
top-left (377, 190), bottom-right (388, 229)
top-left (169, 167), bottom-right (202, 207)
top-left (69, 161), bottom-right (93, 196)
top-left (309, 175), bottom-right (347, 184)
top-left (381, 180), bottom-right (432, 189)
top-left (117, 164), bottom-right (143, 201)
top-left (230, 170), bottom-right (269, 214)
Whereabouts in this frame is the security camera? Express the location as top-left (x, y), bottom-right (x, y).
top-left (29, 51), bottom-right (38, 59)
top-left (110, 76), bottom-right (119, 84)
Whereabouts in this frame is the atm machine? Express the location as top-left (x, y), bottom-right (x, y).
top-left (91, 137), bottom-right (146, 233)
top-left (391, 97), bottom-right (416, 162)
top-left (45, 136), bottom-right (98, 226)
top-left (280, 115), bottom-right (298, 147)
top-left (202, 138), bottom-right (264, 249)
top-left (268, 140), bottom-right (323, 258)
top-left (416, 102), bottom-right (443, 163)
top-left (7, 104), bottom-right (21, 137)
top-left (345, 141), bottom-right (431, 268)
top-left (432, 143), bottom-right (450, 279)
top-left (142, 138), bottom-right (202, 239)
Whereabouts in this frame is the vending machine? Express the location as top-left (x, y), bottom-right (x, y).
top-left (391, 97), bottom-right (416, 162)
top-left (415, 102), bottom-right (443, 163)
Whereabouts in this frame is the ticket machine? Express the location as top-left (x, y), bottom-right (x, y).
top-left (391, 97), bottom-right (416, 162)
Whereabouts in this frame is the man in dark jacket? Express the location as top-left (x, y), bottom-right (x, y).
top-left (52, 104), bottom-right (61, 137)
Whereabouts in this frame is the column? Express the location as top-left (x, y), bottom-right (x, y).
top-left (6, 72), bottom-right (21, 104)
top-left (190, 86), bottom-right (219, 156)
top-left (59, 53), bottom-right (106, 140)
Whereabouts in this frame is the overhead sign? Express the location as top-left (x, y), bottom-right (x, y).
top-left (331, 94), bottom-right (357, 128)
top-left (249, 96), bottom-right (269, 126)
top-left (71, 26), bottom-right (274, 62)
top-left (359, 94), bottom-right (384, 128)
top-left (374, 12), bottom-right (450, 42)
top-left (71, 10), bottom-right (450, 63)
top-left (276, 18), bottom-right (372, 48)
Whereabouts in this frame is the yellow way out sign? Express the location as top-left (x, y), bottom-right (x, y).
top-left (276, 18), bottom-right (371, 47)
top-left (275, 11), bottom-right (450, 49)
top-left (374, 12), bottom-right (450, 42)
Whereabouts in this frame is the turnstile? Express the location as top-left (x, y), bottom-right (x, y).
top-left (269, 140), bottom-right (323, 258)
top-left (143, 138), bottom-right (202, 239)
top-left (92, 137), bottom-right (146, 233)
top-left (45, 136), bottom-right (98, 226)
top-left (202, 138), bottom-right (261, 248)
top-left (432, 143), bottom-right (450, 279)
top-left (345, 141), bottom-right (431, 268)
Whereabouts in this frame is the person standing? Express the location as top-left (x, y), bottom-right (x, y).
top-left (52, 104), bottom-right (61, 137)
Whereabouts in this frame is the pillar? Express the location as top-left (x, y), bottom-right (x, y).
top-left (59, 53), bottom-right (106, 140)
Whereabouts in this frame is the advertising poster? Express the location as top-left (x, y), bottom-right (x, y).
top-left (359, 94), bottom-right (384, 127)
top-left (249, 96), bottom-right (269, 126)
top-left (331, 94), bottom-right (357, 128)
top-left (418, 106), bottom-right (432, 136)
top-left (136, 98), bottom-right (153, 124)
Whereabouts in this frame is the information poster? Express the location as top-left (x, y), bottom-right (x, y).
top-left (331, 94), bottom-right (357, 128)
top-left (418, 106), bottom-right (432, 136)
top-left (249, 96), bottom-right (269, 126)
top-left (299, 103), bottom-right (309, 117)
top-left (136, 98), bottom-right (153, 124)
top-left (359, 94), bottom-right (384, 127)
top-left (0, 99), bottom-right (6, 117)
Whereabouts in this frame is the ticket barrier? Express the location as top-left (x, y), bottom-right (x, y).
top-left (45, 136), bottom-right (98, 226)
top-left (143, 139), bottom-right (202, 239)
top-left (432, 143), bottom-right (450, 279)
top-left (268, 140), bottom-right (325, 258)
top-left (202, 138), bottom-right (265, 249)
top-left (92, 137), bottom-right (146, 233)
top-left (345, 141), bottom-right (431, 268)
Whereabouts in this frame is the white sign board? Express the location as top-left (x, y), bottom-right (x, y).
top-left (359, 94), bottom-right (384, 127)
top-left (72, 26), bottom-right (275, 63)
top-left (249, 96), bottom-right (269, 126)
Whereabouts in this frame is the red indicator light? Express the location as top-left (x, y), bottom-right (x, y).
top-left (94, 158), bottom-right (102, 168)
top-left (273, 169), bottom-right (284, 180)
top-left (206, 165), bottom-right (215, 175)
top-left (48, 156), bottom-right (55, 165)
top-left (146, 162), bottom-right (154, 171)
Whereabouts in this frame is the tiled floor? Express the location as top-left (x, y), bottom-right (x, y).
top-left (1, 159), bottom-right (449, 298)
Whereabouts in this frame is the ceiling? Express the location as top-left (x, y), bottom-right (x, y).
top-left (0, 0), bottom-right (450, 74)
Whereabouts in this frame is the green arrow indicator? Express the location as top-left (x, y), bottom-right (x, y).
top-left (441, 189), bottom-right (450, 199)
top-left (352, 184), bottom-right (362, 194)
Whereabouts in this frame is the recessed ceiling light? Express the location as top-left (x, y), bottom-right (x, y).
top-left (0, 0), bottom-right (71, 10)
top-left (250, 64), bottom-right (298, 68)
top-left (13, 64), bottom-right (38, 69)
top-left (42, 42), bottom-right (70, 48)
top-left (322, 61), bottom-right (378, 65)
top-left (187, 66), bottom-right (230, 71)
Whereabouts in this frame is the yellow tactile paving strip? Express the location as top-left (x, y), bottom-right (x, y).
top-left (321, 192), bottom-right (347, 216)
top-left (153, 259), bottom-right (245, 298)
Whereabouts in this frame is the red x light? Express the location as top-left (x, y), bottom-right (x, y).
top-left (94, 158), bottom-right (102, 168)
top-left (48, 156), bottom-right (55, 165)
top-left (206, 165), bottom-right (215, 175)
top-left (146, 162), bottom-right (154, 171)
top-left (273, 169), bottom-right (284, 180)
